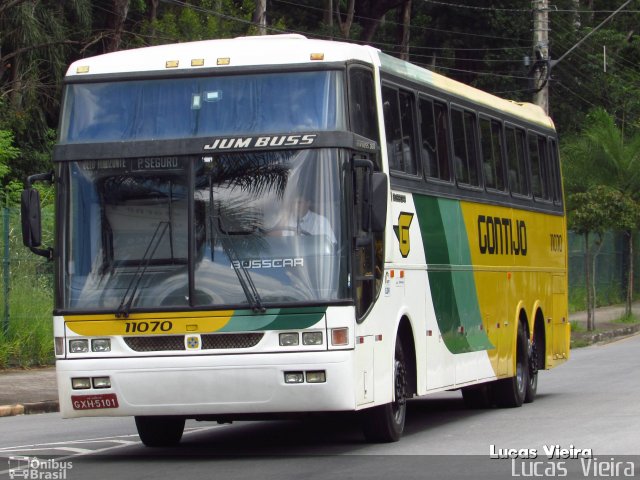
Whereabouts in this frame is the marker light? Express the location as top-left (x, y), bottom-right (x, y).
top-left (69, 339), bottom-right (89, 353)
top-left (91, 339), bottom-right (111, 353)
top-left (54, 337), bottom-right (65, 355)
top-left (71, 378), bottom-right (91, 390)
top-left (217, 57), bottom-right (231, 66)
top-left (310, 53), bottom-right (325, 61)
top-left (302, 332), bottom-right (323, 346)
top-left (279, 332), bottom-right (299, 346)
top-left (331, 327), bottom-right (349, 346)
top-left (166, 60), bottom-right (179, 68)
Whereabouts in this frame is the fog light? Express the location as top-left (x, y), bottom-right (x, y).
top-left (91, 338), bottom-right (111, 352)
top-left (279, 332), bottom-right (299, 346)
top-left (71, 377), bottom-right (91, 390)
top-left (54, 337), bottom-right (65, 356)
top-left (306, 371), bottom-right (326, 383)
top-left (331, 327), bottom-right (349, 346)
top-left (92, 377), bottom-right (111, 389)
top-left (284, 371), bottom-right (304, 384)
top-left (302, 331), bottom-right (323, 346)
top-left (69, 339), bottom-right (89, 353)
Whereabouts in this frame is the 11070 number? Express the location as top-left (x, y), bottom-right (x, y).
top-left (124, 321), bottom-right (173, 333)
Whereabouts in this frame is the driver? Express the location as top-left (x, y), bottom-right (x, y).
top-left (270, 193), bottom-right (336, 244)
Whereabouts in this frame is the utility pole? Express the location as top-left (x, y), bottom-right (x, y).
top-left (252, 0), bottom-right (267, 36)
top-left (531, 0), bottom-right (634, 114)
top-left (532, 0), bottom-right (550, 113)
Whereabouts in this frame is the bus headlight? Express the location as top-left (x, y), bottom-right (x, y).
top-left (92, 377), bottom-right (111, 389)
top-left (71, 377), bottom-right (91, 390)
top-left (305, 371), bottom-right (326, 383)
top-left (69, 339), bottom-right (89, 353)
top-left (302, 332), bottom-right (323, 346)
top-left (91, 338), bottom-right (111, 352)
top-left (279, 332), bottom-right (299, 346)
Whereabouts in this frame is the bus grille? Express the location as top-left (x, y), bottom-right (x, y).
top-left (124, 333), bottom-right (264, 352)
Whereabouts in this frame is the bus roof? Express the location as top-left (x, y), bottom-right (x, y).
top-left (67, 34), bottom-right (553, 130)
top-left (66, 34), bottom-right (380, 77)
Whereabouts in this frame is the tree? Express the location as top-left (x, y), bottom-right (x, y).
top-left (563, 108), bottom-right (640, 319)
top-left (568, 186), bottom-right (638, 330)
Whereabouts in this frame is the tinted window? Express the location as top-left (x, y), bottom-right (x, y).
top-left (419, 96), bottom-right (450, 181)
top-left (349, 68), bottom-right (379, 144)
top-left (382, 86), bottom-right (417, 175)
top-left (451, 108), bottom-right (480, 187)
top-left (529, 132), bottom-right (551, 200)
top-left (505, 126), bottom-right (528, 196)
top-left (479, 117), bottom-right (506, 191)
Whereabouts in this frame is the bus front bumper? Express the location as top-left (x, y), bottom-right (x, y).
top-left (56, 350), bottom-right (356, 418)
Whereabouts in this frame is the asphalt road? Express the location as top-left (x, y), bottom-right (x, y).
top-left (1, 335), bottom-right (639, 480)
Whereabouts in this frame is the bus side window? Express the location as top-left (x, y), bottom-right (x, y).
top-left (451, 107), bottom-right (480, 187)
top-left (420, 96), bottom-right (450, 181)
top-left (528, 132), bottom-right (551, 200)
top-left (479, 117), bottom-right (506, 191)
top-left (348, 68), bottom-right (380, 146)
top-left (382, 85), bottom-right (417, 175)
top-left (549, 138), bottom-right (562, 205)
top-left (505, 126), bottom-right (529, 196)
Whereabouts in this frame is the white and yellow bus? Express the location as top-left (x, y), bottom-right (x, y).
top-left (22, 34), bottom-right (569, 446)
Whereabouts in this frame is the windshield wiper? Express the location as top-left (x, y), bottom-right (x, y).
top-left (216, 227), bottom-right (266, 314)
top-left (116, 221), bottom-right (169, 318)
top-left (208, 174), bottom-right (265, 313)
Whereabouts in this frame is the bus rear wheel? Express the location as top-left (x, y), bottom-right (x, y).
top-left (493, 321), bottom-right (528, 408)
top-left (135, 416), bottom-right (185, 447)
top-left (525, 335), bottom-right (539, 403)
top-left (361, 338), bottom-right (407, 443)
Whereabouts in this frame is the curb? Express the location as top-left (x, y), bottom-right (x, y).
top-left (0, 401), bottom-right (59, 417)
top-left (576, 323), bottom-right (640, 346)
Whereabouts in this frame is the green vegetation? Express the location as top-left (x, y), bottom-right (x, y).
top-left (614, 314), bottom-right (640, 325)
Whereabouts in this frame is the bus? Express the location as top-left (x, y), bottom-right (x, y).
top-left (21, 34), bottom-right (569, 446)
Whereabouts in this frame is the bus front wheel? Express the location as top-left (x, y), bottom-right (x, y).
top-left (361, 338), bottom-right (407, 443)
top-left (135, 416), bottom-right (185, 447)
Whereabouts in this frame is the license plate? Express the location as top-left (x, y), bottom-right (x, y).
top-left (71, 393), bottom-right (119, 410)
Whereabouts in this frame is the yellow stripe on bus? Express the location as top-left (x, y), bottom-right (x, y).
top-left (65, 311), bottom-right (235, 336)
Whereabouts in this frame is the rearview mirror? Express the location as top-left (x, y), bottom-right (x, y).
top-left (21, 188), bottom-right (42, 248)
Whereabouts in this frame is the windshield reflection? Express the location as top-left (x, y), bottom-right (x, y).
top-left (64, 149), bottom-right (349, 311)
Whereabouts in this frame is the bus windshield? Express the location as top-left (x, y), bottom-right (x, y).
top-left (60, 71), bottom-right (346, 143)
top-left (64, 149), bottom-right (349, 312)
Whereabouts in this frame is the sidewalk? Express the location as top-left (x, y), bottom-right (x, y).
top-left (1, 303), bottom-right (639, 417)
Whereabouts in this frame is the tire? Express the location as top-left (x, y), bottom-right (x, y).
top-left (493, 321), bottom-right (528, 408)
top-left (361, 338), bottom-right (408, 442)
top-left (525, 333), bottom-right (539, 403)
top-left (135, 416), bottom-right (185, 447)
top-left (462, 383), bottom-right (493, 409)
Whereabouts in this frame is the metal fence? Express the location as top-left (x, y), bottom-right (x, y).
top-left (0, 206), bottom-right (54, 337)
top-left (567, 230), bottom-right (640, 309)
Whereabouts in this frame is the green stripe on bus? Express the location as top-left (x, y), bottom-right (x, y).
top-left (218, 306), bottom-right (327, 332)
top-left (413, 195), bottom-right (493, 354)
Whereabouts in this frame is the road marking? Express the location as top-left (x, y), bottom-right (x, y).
top-left (0, 423), bottom-right (228, 475)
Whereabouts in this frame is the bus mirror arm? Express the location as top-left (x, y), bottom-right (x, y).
top-left (21, 171), bottom-right (54, 260)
